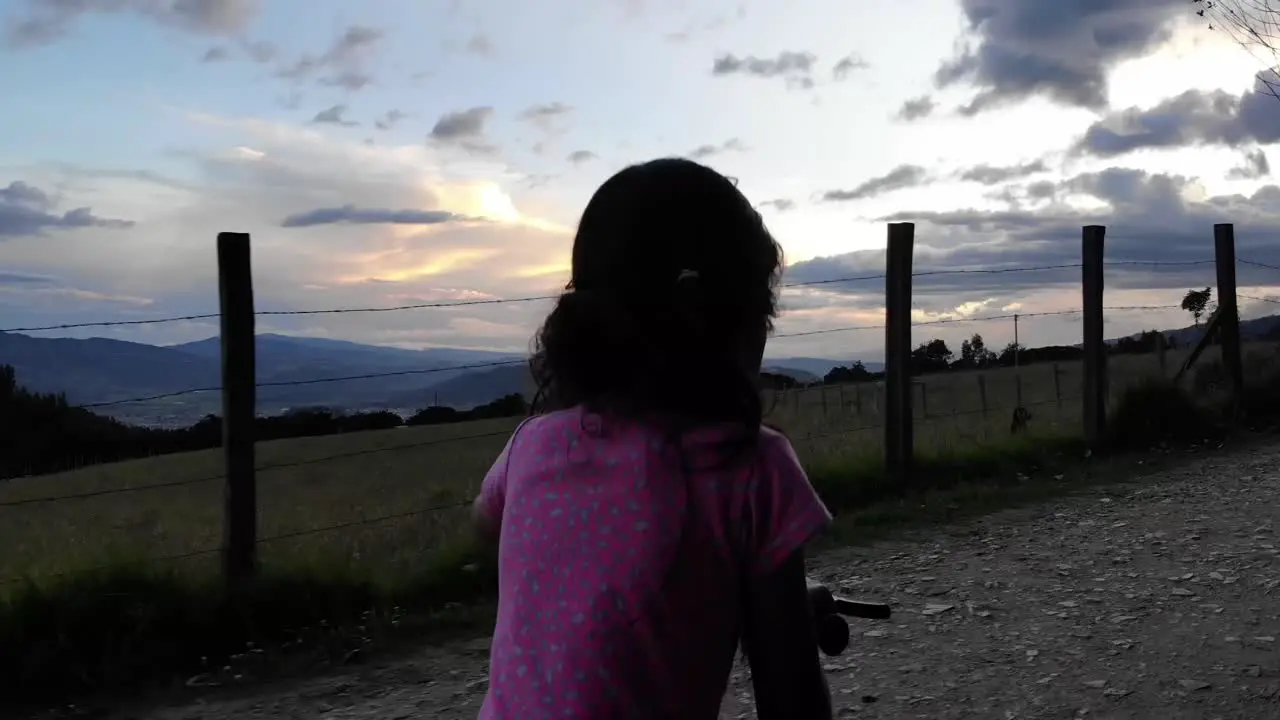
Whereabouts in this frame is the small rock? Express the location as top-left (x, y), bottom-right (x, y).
top-left (1179, 679), bottom-right (1211, 691)
top-left (1083, 679), bottom-right (1107, 689)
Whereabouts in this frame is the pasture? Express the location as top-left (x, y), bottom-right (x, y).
top-left (0, 346), bottom-right (1210, 589)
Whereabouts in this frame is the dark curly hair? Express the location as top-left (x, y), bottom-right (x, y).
top-left (530, 157), bottom-right (783, 452)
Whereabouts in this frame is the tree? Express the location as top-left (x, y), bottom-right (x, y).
top-left (1181, 287), bottom-right (1212, 326)
top-left (997, 342), bottom-right (1026, 367)
top-left (824, 360), bottom-right (877, 384)
top-left (910, 338), bottom-right (952, 374)
top-left (1193, 1), bottom-right (1280, 101)
top-left (958, 333), bottom-right (996, 369)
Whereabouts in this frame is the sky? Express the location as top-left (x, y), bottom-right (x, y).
top-left (3, 0), bottom-right (1280, 364)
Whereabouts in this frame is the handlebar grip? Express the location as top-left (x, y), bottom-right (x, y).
top-left (834, 598), bottom-right (892, 620)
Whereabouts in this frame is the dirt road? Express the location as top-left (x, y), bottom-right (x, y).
top-left (117, 442), bottom-right (1280, 719)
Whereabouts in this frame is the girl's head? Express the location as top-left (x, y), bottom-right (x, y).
top-left (531, 157), bottom-right (784, 429)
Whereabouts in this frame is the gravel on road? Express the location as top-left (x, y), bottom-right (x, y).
top-left (114, 442), bottom-right (1280, 720)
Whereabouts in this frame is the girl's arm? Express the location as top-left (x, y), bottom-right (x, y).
top-left (471, 494), bottom-right (501, 545)
top-left (742, 427), bottom-right (835, 720)
top-left (743, 549), bottom-right (832, 720)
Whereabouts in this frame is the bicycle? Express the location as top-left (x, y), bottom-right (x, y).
top-left (806, 580), bottom-right (892, 656)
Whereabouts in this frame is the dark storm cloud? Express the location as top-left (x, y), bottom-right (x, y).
top-left (820, 165), bottom-right (931, 202)
top-left (279, 206), bottom-right (480, 228)
top-left (933, 0), bottom-right (1185, 115)
top-left (0, 181), bottom-right (134, 238)
top-left (786, 167), bottom-right (1280, 306)
top-left (1072, 73), bottom-right (1280, 158)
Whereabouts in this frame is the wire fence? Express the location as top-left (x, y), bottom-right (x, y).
top-left (2, 224), bottom-right (1278, 587)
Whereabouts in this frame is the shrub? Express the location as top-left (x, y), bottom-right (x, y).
top-left (1105, 379), bottom-right (1222, 451)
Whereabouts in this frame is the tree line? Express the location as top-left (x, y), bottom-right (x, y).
top-left (817, 330), bottom-right (1175, 385)
top-left (0, 364), bottom-right (529, 481)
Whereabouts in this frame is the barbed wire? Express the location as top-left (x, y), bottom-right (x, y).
top-left (1241, 293), bottom-right (1280, 305)
top-left (0, 428), bottom-right (518, 506)
top-left (1, 259), bottom-right (1209, 334)
top-left (71, 304), bottom-right (1184, 409)
top-left (1240, 257), bottom-right (1280, 274)
top-left (1, 388), bottom-right (1083, 584)
top-left (0, 498), bottom-right (476, 586)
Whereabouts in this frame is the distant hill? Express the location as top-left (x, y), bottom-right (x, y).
top-left (12, 313), bottom-right (1272, 428)
top-left (0, 331), bottom-right (522, 426)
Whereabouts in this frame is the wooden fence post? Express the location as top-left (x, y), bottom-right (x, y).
top-left (1214, 223), bottom-right (1244, 406)
top-left (821, 386), bottom-right (829, 416)
top-left (854, 384), bottom-right (862, 415)
top-left (919, 381), bottom-right (929, 418)
top-left (977, 374), bottom-right (988, 418)
top-left (1053, 363), bottom-right (1062, 408)
top-left (884, 222), bottom-right (914, 485)
top-left (837, 384), bottom-right (846, 414)
top-left (217, 232), bottom-right (258, 583)
top-left (1082, 225), bottom-right (1107, 448)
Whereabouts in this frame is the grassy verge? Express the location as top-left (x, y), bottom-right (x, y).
top-left (0, 379), bottom-right (1270, 713)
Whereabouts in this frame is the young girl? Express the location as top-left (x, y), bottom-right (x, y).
top-left (472, 158), bottom-right (834, 719)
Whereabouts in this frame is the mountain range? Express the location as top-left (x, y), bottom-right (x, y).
top-left (0, 331), bottom-right (870, 427)
top-left (4, 313), bottom-right (1276, 427)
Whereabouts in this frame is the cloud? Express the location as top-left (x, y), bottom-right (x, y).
top-left (758, 198), bottom-right (795, 212)
top-left (821, 165), bottom-right (931, 202)
top-left (276, 25), bottom-right (383, 92)
top-left (831, 53), bottom-right (869, 80)
top-left (0, 181), bottom-right (134, 238)
top-left (567, 150), bottom-right (597, 165)
top-left (712, 51), bottom-right (817, 89)
top-left (311, 104), bottom-right (357, 127)
top-left (5, 0), bottom-right (262, 48)
top-left (933, 0), bottom-right (1186, 115)
top-left (2, 114), bottom-right (574, 352)
top-left (895, 95), bottom-right (935, 121)
top-left (779, 167), bottom-right (1280, 338)
top-left (429, 106), bottom-right (497, 154)
top-left (280, 206), bottom-right (480, 228)
top-left (0, 271), bottom-right (56, 285)
top-left (240, 38), bottom-right (276, 63)
top-left (1230, 149), bottom-right (1271, 180)
top-left (1071, 74), bottom-right (1280, 158)
top-left (466, 33), bottom-right (493, 56)
top-left (202, 45), bottom-right (229, 62)
top-left (374, 109), bottom-right (407, 131)
top-left (956, 159), bottom-right (1050, 185)
top-left (519, 103), bottom-right (573, 124)
top-left (687, 138), bottom-right (746, 159)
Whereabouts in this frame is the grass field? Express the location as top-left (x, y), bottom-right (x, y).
top-left (4, 342), bottom-right (1280, 706)
top-left (0, 346), bottom-right (1230, 587)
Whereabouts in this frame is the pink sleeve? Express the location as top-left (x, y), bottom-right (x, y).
top-left (747, 429), bottom-right (833, 577)
top-left (477, 418), bottom-right (534, 524)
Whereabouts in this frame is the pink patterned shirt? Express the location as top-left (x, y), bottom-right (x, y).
top-left (476, 407), bottom-right (832, 719)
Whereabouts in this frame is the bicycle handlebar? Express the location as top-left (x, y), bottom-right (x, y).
top-left (806, 580), bottom-right (891, 657)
